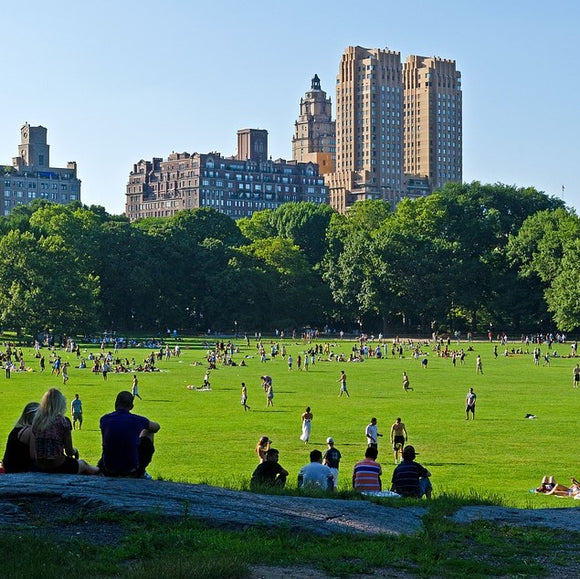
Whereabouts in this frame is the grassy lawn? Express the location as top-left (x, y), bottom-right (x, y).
top-left (1, 336), bottom-right (578, 507)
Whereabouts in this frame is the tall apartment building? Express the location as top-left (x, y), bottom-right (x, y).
top-left (326, 46), bottom-right (462, 213)
top-left (125, 129), bottom-right (327, 221)
top-left (0, 123), bottom-right (81, 216)
top-left (403, 55), bottom-right (462, 191)
top-left (292, 74), bottom-right (335, 175)
top-left (327, 46), bottom-right (404, 212)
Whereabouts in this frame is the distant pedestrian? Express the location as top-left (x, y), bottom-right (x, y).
top-left (132, 374), bottom-right (142, 400)
top-left (241, 382), bottom-right (250, 411)
top-left (71, 394), bottom-right (83, 430)
top-left (337, 370), bottom-right (349, 397)
top-left (62, 362), bottom-right (69, 385)
top-left (475, 355), bottom-right (483, 374)
top-left (287, 355), bottom-right (293, 370)
top-left (573, 364), bottom-right (580, 389)
top-left (299, 406), bottom-right (313, 443)
top-left (402, 371), bottom-right (412, 392)
top-left (266, 383), bottom-right (274, 407)
top-left (390, 417), bottom-right (408, 464)
top-left (365, 417), bottom-right (382, 449)
top-left (465, 387), bottom-right (476, 420)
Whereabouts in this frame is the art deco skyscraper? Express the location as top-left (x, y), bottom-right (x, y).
top-left (325, 46), bottom-right (462, 212)
top-left (402, 56), bottom-right (462, 191)
top-left (327, 46), bottom-right (404, 210)
top-left (292, 74), bottom-right (335, 174)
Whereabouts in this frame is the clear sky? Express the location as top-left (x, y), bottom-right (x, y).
top-left (1, 0), bottom-right (578, 215)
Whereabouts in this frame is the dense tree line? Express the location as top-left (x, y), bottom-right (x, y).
top-left (0, 181), bottom-right (576, 338)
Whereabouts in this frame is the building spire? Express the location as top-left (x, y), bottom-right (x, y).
top-left (311, 74), bottom-right (321, 90)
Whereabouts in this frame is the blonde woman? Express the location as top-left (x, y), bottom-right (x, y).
top-left (31, 388), bottom-right (99, 474)
top-left (2, 402), bottom-right (39, 473)
top-left (255, 436), bottom-right (271, 463)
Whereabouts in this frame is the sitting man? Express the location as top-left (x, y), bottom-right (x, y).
top-left (391, 445), bottom-right (432, 498)
top-left (98, 391), bottom-right (160, 478)
top-left (251, 448), bottom-right (288, 488)
top-left (297, 449), bottom-right (334, 491)
top-left (352, 446), bottom-right (382, 492)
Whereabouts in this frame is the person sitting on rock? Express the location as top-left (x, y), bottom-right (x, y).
top-left (391, 445), bottom-right (432, 498)
top-left (297, 449), bottom-right (334, 491)
top-left (98, 391), bottom-right (160, 478)
top-left (250, 448), bottom-right (288, 489)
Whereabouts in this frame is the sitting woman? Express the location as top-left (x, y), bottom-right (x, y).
top-left (31, 388), bottom-right (99, 475)
top-left (2, 402), bottom-right (39, 473)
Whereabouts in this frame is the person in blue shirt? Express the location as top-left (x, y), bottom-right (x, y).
top-left (98, 391), bottom-right (160, 478)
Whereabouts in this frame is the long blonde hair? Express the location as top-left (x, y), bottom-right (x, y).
top-left (32, 388), bottom-right (67, 433)
top-left (15, 402), bottom-right (40, 428)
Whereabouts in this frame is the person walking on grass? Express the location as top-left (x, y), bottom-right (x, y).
top-left (475, 355), bottom-right (483, 375)
top-left (365, 417), bottom-right (382, 449)
top-left (337, 370), bottom-right (349, 397)
top-left (241, 382), bottom-right (251, 411)
top-left (266, 382), bottom-right (274, 407)
top-left (390, 417), bottom-right (408, 464)
top-left (62, 362), bottom-right (69, 385)
top-left (465, 387), bottom-right (476, 420)
top-left (132, 374), bottom-right (142, 400)
top-left (71, 394), bottom-right (83, 430)
top-left (299, 406), bottom-right (313, 443)
top-left (573, 364), bottom-right (580, 388)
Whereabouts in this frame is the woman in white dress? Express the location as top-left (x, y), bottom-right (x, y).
top-left (300, 407), bottom-right (313, 443)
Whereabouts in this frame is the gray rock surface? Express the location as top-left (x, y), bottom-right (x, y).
top-left (0, 473), bottom-right (426, 536)
top-left (452, 505), bottom-right (580, 531)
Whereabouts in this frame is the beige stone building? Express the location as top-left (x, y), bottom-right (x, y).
top-left (403, 55), bottom-right (462, 191)
top-left (0, 123), bottom-right (81, 216)
top-left (326, 46), bottom-right (462, 213)
top-left (292, 74), bottom-right (335, 175)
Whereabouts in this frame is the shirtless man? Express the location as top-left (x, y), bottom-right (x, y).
top-left (573, 364), bottom-right (580, 389)
top-left (390, 417), bottom-right (408, 464)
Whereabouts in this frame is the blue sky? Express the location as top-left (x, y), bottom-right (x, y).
top-left (1, 0), bottom-right (578, 215)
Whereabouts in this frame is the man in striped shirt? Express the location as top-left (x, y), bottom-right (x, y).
top-left (352, 446), bottom-right (382, 491)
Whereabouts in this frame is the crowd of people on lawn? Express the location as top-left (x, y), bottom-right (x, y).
top-left (251, 420), bottom-right (433, 499)
top-left (1, 387), bottom-right (431, 498)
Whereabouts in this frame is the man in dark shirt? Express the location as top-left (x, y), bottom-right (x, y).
top-left (98, 391), bottom-right (160, 478)
top-left (323, 437), bottom-right (342, 489)
top-left (391, 445), bottom-right (432, 498)
top-left (251, 448), bottom-right (288, 488)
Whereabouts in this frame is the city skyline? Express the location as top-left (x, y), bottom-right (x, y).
top-left (0, 0), bottom-right (577, 215)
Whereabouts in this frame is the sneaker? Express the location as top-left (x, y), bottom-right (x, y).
top-left (142, 472), bottom-right (153, 480)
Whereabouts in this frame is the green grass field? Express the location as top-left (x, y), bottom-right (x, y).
top-left (1, 336), bottom-right (578, 508)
